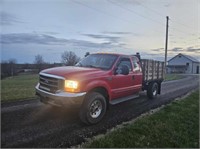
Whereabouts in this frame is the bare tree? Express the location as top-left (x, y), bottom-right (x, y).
top-left (85, 52), bottom-right (90, 57)
top-left (61, 51), bottom-right (80, 66)
top-left (1, 60), bottom-right (9, 78)
top-left (34, 54), bottom-right (45, 72)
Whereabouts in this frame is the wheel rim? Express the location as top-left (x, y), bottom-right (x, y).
top-left (89, 100), bottom-right (102, 118)
top-left (153, 85), bottom-right (158, 96)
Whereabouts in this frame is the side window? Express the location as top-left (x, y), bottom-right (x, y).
top-left (132, 56), bottom-right (141, 72)
top-left (117, 57), bottom-right (132, 71)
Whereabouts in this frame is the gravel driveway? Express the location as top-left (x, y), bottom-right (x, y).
top-left (1, 74), bottom-right (199, 148)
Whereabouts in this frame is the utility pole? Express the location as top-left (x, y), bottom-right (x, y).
top-left (164, 16), bottom-right (169, 74)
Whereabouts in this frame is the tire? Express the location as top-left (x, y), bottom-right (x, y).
top-left (79, 92), bottom-right (107, 125)
top-left (147, 82), bottom-right (158, 99)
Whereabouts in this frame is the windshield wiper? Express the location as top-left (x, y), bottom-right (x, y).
top-left (76, 62), bottom-right (83, 67)
top-left (85, 65), bottom-right (100, 69)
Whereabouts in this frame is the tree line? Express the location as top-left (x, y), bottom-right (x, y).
top-left (1, 51), bottom-right (88, 79)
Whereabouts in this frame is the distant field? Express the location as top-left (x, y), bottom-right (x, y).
top-left (1, 74), bottom-right (39, 102)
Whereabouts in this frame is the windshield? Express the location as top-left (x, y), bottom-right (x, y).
top-left (76, 54), bottom-right (118, 70)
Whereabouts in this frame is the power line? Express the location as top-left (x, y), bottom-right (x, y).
top-left (134, 0), bottom-right (196, 31)
top-left (107, 0), bottom-right (165, 26)
top-left (134, 0), bottom-right (165, 18)
top-left (169, 36), bottom-right (199, 47)
top-left (169, 19), bottom-right (195, 31)
top-left (169, 23), bottom-right (197, 36)
top-left (72, 0), bottom-right (164, 34)
top-left (71, 0), bottom-right (134, 25)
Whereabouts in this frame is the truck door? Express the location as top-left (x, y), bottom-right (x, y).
top-left (131, 56), bottom-right (143, 92)
top-left (111, 57), bottom-right (136, 99)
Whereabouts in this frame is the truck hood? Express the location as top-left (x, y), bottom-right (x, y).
top-left (41, 66), bottom-right (109, 80)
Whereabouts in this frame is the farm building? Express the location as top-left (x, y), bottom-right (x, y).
top-left (167, 53), bottom-right (199, 74)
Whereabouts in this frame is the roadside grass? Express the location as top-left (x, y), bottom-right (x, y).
top-left (1, 74), bottom-right (39, 102)
top-left (165, 74), bottom-right (182, 81)
top-left (84, 91), bottom-right (199, 148)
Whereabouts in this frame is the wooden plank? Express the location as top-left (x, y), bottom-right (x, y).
top-left (141, 59), bottom-right (164, 81)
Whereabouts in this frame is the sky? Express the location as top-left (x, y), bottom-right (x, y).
top-left (1, 0), bottom-right (199, 63)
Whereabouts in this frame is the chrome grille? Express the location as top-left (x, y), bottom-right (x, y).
top-left (39, 74), bottom-right (64, 93)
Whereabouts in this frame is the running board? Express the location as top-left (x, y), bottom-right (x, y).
top-left (109, 94), bottom-right (139, 105)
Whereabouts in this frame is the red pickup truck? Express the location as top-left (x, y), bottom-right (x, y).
top-left (36, 53), bottom-right (164, 124)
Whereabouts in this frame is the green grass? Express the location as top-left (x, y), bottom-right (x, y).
top-left (165, 74), bottom-right (182, 81)
top-left (85, 91), bottom-right (199, 148)
top-left (1, 74), bottom-right (39, 102)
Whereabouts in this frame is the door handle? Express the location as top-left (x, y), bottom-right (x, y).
top-left (132, 76), bottom-right (135, 80)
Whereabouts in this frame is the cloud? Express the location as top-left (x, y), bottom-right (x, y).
top-left (186, 47), bottom-right (200, 52)
top-left (170, 47), bottom-right (184, 52)
top-left (1, 33), bottom-right (124, 49)
top-left (164, 3), bottom-right (171, 7)
top-left (81, 33), bottom-right (128, 48)
top-left (1, 33), bottom-right (68, 45)
top-left (109, 0), bottom-right (141, 6)
top-left (150, 47), bottom-right (187, 54)
top-left (67, 39), bottom-right (114, 48)
top-left (81, 33), bottom-right (120, 43)
top-left (102, 31), bottom-right (140, 36)
top-left (0, 11), bottom-right (22, 25)
top-left (42, 31), bottom-right (60, 35)
top-left (151, 48), bottom-right (164, 52)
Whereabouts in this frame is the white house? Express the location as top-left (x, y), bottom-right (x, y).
top-left (167, 53), bottom-right (199, 74)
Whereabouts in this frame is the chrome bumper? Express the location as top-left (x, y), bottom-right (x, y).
top-left (35, 83), bottom-right (86, 107)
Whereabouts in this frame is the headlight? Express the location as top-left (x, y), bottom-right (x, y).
top-left (64, 80), bottom-right (79, 92)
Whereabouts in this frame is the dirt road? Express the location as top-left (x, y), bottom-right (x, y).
top-left (1, 74), bottom-right (199, 148)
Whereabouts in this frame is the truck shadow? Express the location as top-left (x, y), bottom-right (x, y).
top-left (23, 104), bottom-right (81, 125)
top-left (25, 91), bottom-right (151, 126)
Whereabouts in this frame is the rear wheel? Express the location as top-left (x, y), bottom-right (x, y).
top-left (79, 92), bottom-right (107, 125)
top-left (147, 82), bottom-right (158, 99)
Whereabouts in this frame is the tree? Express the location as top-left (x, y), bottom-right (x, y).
top-left (34, 54), bottom-right (45, 72)
top-left (85, 52), bottom-right (90, 57)
top-left (1, 59), bottom-right (17, 78)
top-left (61, 51), bottom-right (80, 66)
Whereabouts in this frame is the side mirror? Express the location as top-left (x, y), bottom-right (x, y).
top-left (115, 65), bottom-right (129, 75)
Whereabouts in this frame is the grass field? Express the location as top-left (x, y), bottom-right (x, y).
top-left (165, 74), bottom-right (182, 81)
top-left (85, 91), bottom-right (199, 148)
top-left (1, 74), bottom-right (39, 102)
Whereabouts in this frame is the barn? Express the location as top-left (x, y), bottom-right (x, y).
top-left (167, 53), bottom-right (199, 74)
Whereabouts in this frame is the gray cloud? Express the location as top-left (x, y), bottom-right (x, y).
top-left (1, 33), bottom-right (68, 45)
top-left (151, 48), bottom-right (164, 52)
top-left (164, 3), bottom-right (171, 7)
top-left (1, 33), bottom-right (124, 49)
top-left (170, 47), bottom-right (184, 52)
top-left (42, 31), bottom-right (60, 35)
top-left (151, 47), bottom-right (186, 54)
top-left (110, 0), bottom-right (141, 6)
top-left (81, 33), bottom-right (120, 43)
top-left (103, 31), bottom-right (141, 37)
top-left (186, 47), bottom-right (200, 52)
top-left (0, 11), bottom-right (22, 25)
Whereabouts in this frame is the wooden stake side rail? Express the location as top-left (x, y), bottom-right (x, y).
top-left (141, 59), bottom-right (165, 81)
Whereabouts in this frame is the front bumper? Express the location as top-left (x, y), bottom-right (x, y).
top-left (35, 83), bottom-right (86, 107)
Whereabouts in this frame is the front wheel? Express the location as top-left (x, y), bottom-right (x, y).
top-left (147, 82), bottom-right (158, 99)
top-left (79, 92), bottom-right (107, 125)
